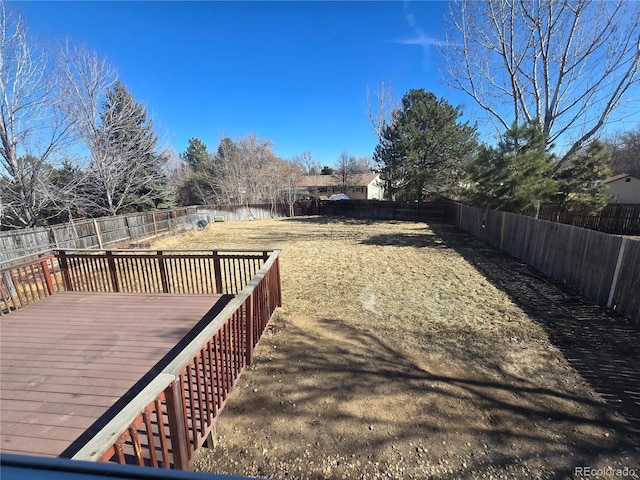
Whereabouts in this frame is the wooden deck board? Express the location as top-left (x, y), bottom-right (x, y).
top-left (0, 291), bottom-right (227, 458)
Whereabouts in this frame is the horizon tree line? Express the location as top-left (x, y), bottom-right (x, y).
top-left (3, 0), bottom-right (640, 228)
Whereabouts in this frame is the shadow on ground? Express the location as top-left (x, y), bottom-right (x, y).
top-left (422, 223), bottom-right (640, 442)
top-left (59, 295), bottom-right (233, 460)
top-left (191, 216), bottom-right (639, 478)
top-left (200, 311), bottom-right (636, 479)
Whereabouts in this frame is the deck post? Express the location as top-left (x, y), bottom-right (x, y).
top-left (275, 255), bottom-right (283, 307)
top-left (56, 251), bottom-right (73, 291)
top-left (204, 424), bottom-right (217, 448)
top-left (213, 251), bottom-right (223, 294)
top-left (246, 294), bottom-right (254, 365)
top-left (106, 251), bottom-right (120, 293)
top-left (165, 379), bottom-right (189, 470)
top-left (39, 254), bottom-right (55, 296)
top-left (157, 251), bottom-right (170, 293)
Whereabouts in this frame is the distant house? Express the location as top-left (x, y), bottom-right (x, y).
top-left (297, 173), bottom-right (384, 200)
top-left (602, 174), bottom-right (640, 204)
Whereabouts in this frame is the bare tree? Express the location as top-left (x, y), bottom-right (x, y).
top-left (59, 47), bottom-right (167, 215)
top-left (603, 126), bottom-right (640, 178)
top-left (279, 157), bottom-right (304, 216)
top-left (444, 0), bottom-right (640, 167)
top-left (58, 43), bottom-right (115, 145)
top-left (298, 151), bottom-right (318, 176)
top-left (237, 133), bottom-right (276, 205)
top-left (56, 43), bottom-right (115, 216)
top-left (0, 5), bottom-right (74, 227)
top-left (354, 156), bottom-right (373, 174)
top-left (366, 81), bottom-right (399, 142)
top-left (333, 151), bottom-right (358, 194)
top-left (212, 137), bottom-right (244, 205)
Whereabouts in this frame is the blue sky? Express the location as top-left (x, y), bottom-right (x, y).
top-left (10, 0), bottom-right (470, 167)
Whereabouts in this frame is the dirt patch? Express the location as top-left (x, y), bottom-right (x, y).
top-left (153, 217), bottom-right (640, 479)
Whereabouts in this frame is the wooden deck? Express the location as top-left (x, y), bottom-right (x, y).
top-left (0, 291), bottom-right (229, 458)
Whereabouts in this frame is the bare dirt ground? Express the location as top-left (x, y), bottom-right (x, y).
top-left (154, 217), bottom-right (640, 479)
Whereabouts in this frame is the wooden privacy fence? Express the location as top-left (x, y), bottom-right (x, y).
top-left (538, 203), bottom-right (640, 235)
top-left (197, 203), bottom-right (290, 222)
top-left (319, 199), bottom-right (454, 221)
top-left (71, 251), bottom-right (282, 468)
top-left (455, 203), bottom-right (640, 324)
top-left (0, 208), bottom-right (200, 265)
top-left (0, 203), bottom-right (308, 265)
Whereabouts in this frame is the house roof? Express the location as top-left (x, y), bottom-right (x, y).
top-left (297, 172), bottom-right (379, 188)
top-left (602, 173), bottom-right (638, 183)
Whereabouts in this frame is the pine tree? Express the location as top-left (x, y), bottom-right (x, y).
top-left (181, 138), bottom-right (210, 171)
top-left (466, 122), bottom-right (556, 213)
top-left (554, 141), bottom-right (611, 214)
top-left (373, 89), bottom-right (477, 201)
top-left (176, 138), bottom-right (215, 205)
top-left (83, 81), bottom-right (172, 215)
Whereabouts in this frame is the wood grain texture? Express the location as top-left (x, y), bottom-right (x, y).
top-left (0, 291), bottom-right (226, 458)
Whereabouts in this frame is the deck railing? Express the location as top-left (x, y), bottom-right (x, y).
top-left (0, 254), bottom-right (63, 315)
top-left (72, 251), bottom-right (282, 469)
top-left (56, 249), bottom-right (270, 295)
top-left (1, 249), bottom-right (271, 315)
top-left (1, 248), bottom-right (282, 469)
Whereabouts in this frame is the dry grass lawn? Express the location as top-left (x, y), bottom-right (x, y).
top-left (154, 217), bottom-right (640, 479)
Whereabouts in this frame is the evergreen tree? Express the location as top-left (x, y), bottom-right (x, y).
top-left (176, 138), bottom-right (215, 206)
top-left (83, 81), bottom-right (171, 215)
top-left (466, 122), bottom-right (556, 213)
top-left (374, 89), bottom-right (477, 200)
top-left (181, 138), bottom-right (210, 171)
top-left (554, 141), bottom-right (611, 214)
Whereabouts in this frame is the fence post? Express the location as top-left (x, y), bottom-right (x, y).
top-left (164, 379), bottom-right (189, 470)
top-left (106, 251), bottom-right (120, 293)
top-left (93, 219), bottom-right (104, 249)
top-left (246, 294), bottom-right (254, 365)
top-left (213, 251), bottom-right (223, 294)
top-left (50, 226), bottom-right (61, 249)
top-left (152, 211), bottom-right (158, 237)
top-left (56, 251), bottom-right (73, 291)
top-left (39, 254), bottom-right (55, 296)
top-left (500, 212), bottom-right (507, 250)
top-left (125, 215), bottom-right (133, 241)
top-left (607, 237), bottom-right (628, 309)
top-left (157, 251), bottom-right (170, 293)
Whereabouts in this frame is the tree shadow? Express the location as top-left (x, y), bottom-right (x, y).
top-left (426, 223), bottom-right (640, 439)
top-left (192, 217), bottom-right (639, 478)
top-left (59, 294), bottom-right (234, 459)
top-left (360, 232), bottom-right (448, 248)
top-left (206, 313), bottom-right (636, 479)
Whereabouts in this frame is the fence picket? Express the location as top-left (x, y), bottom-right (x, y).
top-left (455, 203), bottom-right (639, 323)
